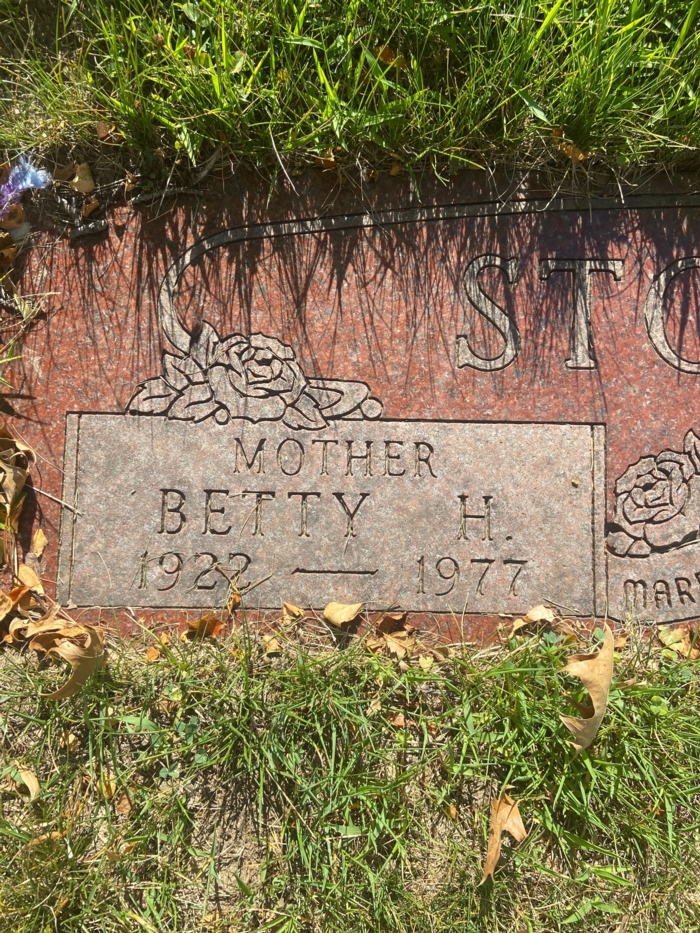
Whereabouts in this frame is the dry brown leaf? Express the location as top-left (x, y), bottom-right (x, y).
top-left (18, 562), bottom-right (44, 595)
top-left (32, 528), bottom-right (48, 559)
top-left (365, 635), bottom-right (385, 653)
top-left (0, 427), bottom-right (34, 527)
top-left (59, 731), bottom-right (80, 752)
top-left (560, 141), bottom-right (586, 162)
top-left (377, 612), bottom-right (408, 634)
top-left (443, 802), bottom-right (459, 821)
top-left (324, 601), bottom-right (363, 628)
top-left (0, 163), bottom-right (9, 185)
top-left (262, 633), bottom-right (283, 654)
top-left (115, 792), bottom-right (132, 816)
top-left (53, 163), bottom-right (76, 182)
top-left (367, 696), bottom-right (382, 715)
top-left (16, 766), bottom-right (40, 800)
top-left (282, 601), bottom-right (304, 624)
top-left (657, 624), bottom-right (699, 659)
top-left (98, 771), bottom-right (117, 801)
top-left (525, 604), bottom-right (555, 624)
top-left (185, 614), bottom-right (225, 639)
top-left (376, 46), bottom-right (396, 64)
top-left (614, 633), bottom-right (628, 650)
top-left (384, 629), bottom-right (416, 659)
top-left (426, 720), bottom-right (440, 737)
top-left (145, 645), bottom-right (161, 662)
top-left (23, 620), bottom-right (107, 700)
top-left (314, 148), bottom-right (337, 169)
top-left (71, 163), bottom-right (95, 194)
top-left (81, 196), bottom-right (100, 219)
top-left (390, 712), bottom-right (406, 728)
top-left (21, 831), bottom-right (64, 852)
top-left (159, 632), bottom-right (171, 646)
top-left (389, 161), bottom-right (402, 176)
top-left (418, 654), bottom-right (434, 672)
top-left (559, 624), bottom-right (614, 753)
top-left (0, 203), bottom-right (26, 230)
top-left (0, 245), bottom-right (16, 266)
top-left (480, 794), bottom-right (527, 883)
top-left (95, 121), bottom-right (112, 140)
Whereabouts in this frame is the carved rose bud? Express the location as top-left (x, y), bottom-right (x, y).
top-left (607, 430), bottom-right (700, 557)
top-left (208, 333), bottom-right (328, 428)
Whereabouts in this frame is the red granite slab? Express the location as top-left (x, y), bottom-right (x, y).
top-left (9, 169), bottom-right (700, 637)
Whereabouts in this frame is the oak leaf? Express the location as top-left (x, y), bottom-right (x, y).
top-left (324, 601), bottom-right (363, 627)
top-left (15, 766), bottom-right (40, 800)
top-left (658, 624), bottom-right (699, 659)
top-left (184, 614), bottom-right (224, 639)
top-left (559, 624), bottom-right (614, 753)
top-left (282, 602), bottom-right (304, 624)
top-left (18, 563), bottom-right (44, 595)
top-left (21, 615), bottom-right (106, 699)
top-left (32, 528), bottom-right (48, 558)
top-left (384, 628), bottom-right (416, 659)
top-left (480, 794), bottom-right (527, 882)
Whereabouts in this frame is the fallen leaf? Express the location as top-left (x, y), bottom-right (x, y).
top-left (0, 584), bottom-right (27, 629)
top-left (480, 794), bottom-right (528, 883)
top-left (426, 720), bottom-right (440, 737)
top-left (384, 629), bottom-right (416, 659)
top-left (18, 563), bottom-right (44, 595)
top-left (184, 43), bottom-right (197, 61)
top-left (115, 792), bottom-right (132, 816)
top-left (262, 633), bottom-right (283, 654)
top-left (390, 712), bottom-right (406, 728)
top-left (443, 802), bottom-right (459, 821)
top-left (376, 46), bottom-right (396, 64)
top-left (657, 624), bottom-right (698, 659)
top-left (0, 203), bottom-right (26, 230)
top-left (559, 624), bottom-right (614, 753)
top-left (98, 770), bottom-right (117, 801)
top-left (418, 654), bottom-right (434, 671)
top-left (54, 163), bottom-right (76, 182)
top-left (125, 172), bottom-right (138, 192)
top-left (81, 196), bottom-right (100, 218)
top-left (560, 141), bottom-right (586, 162)
top-left (314, 148), bottom-right (337, 170)
top-left (184, 614), bottom-right (224, 639)
top-left (145, 645), bottom-right (161, 662)
top-left (377, 611), bottom-right (408, 634)
top-left (21, 617), bottom-right (106, 699)
top-left (95, 121), bottom-right (112, 140)
top-left (159, 632), bottom-right (171, 646)
top-left (324, 601), bottom-right (363, 628)
top-left (389, 161), bottom-right (402, 176)
top-left (282, 601), bottom-right (304, 624)
top-left (0, 244), bottom-right (16, 266)
top-left (32, 528), bottom-right (48, 558)
top-left (71, 163), bottom-right (95, 194)
top-left (367, 696), bottom-right (382, 715)
top-left (21, 831), bottom-right (64, 852)
top-left (613, 633), bottom-right (628, 650)
top-left (525, 604), bottom-right (555, 624)
top-left (15, 767), bottom-right (40, 800)
top-left (59, 731), bottom-right (80, 752)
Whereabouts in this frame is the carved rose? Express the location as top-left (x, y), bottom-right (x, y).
top-left (606, 430), bottom-right (700, 557)
top-left (127, 323), bottom-right (383, 429)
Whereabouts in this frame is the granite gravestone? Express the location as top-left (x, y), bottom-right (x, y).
top-left (13, 184), bottom-right (700, 629)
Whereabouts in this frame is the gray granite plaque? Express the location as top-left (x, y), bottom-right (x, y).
top-left (58, 413), bottom-right (606, 615)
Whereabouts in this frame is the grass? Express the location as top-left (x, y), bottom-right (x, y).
top-left (2, 615), bottom-right (700, 932)
top-left (0, 1), bottom-right (700, 185)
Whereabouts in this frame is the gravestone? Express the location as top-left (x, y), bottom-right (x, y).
top-left (12, 173), bottom-right (700, 633)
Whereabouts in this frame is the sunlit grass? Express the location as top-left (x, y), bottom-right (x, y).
top-left (0, 1), bottom-right (699, 181)
top-left (1, 619), bottom-right (700, 932)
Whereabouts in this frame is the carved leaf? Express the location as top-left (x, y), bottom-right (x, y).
top-left (189, 321), bottom-right (222, 369)
top-left (162, 354), bottom-right (191, 391)
top-left (167, 382), bottom-right (219, 422)
top-left (306, 379), bottom-right (370, 419)
top-left (128, 377), bottom-right (179, 415)
top-left (282, 391), bottom-right (328, 430)
top-left (684, 429), bottom-right (700, 473)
